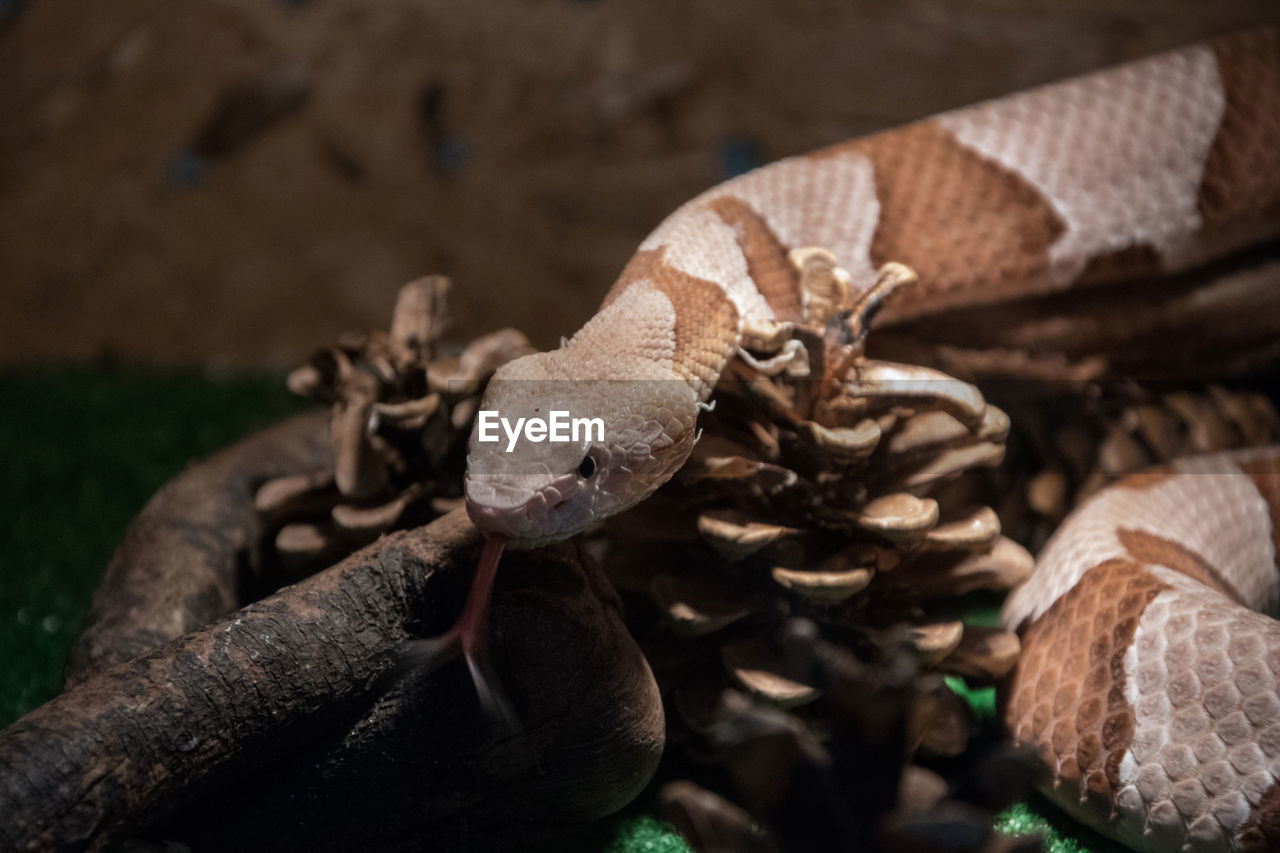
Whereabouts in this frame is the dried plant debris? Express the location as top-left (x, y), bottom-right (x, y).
top-left (581, 253), bottom-right (1034, 851)
top-left (657, 624), bottom-right (1040, 853)
top-left (997, 382), bottom-right (1280, 546)
top-left (602, 254), bottom-right (1024, 674)
top-left (261, 275), bottom-right (532, 576)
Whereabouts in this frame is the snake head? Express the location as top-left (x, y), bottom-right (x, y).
top-left (464, 350), bottom-right (697, 548)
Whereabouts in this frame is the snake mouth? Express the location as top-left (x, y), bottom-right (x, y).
top-left (465, 475), bottom-right (584, 547)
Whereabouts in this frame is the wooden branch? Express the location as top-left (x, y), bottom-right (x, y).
top-left (0, 510), bottom-right (664, 851)
top-left (66, 410), bottom-right (333, 684)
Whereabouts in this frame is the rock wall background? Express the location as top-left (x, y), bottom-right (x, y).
top-left (3, 0), bottom-right (1278, 363)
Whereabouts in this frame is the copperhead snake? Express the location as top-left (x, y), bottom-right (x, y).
top-left (453, 27), bottom-right (1280, 852)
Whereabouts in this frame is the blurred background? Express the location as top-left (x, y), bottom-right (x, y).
top-left (4, 0), bottom-right (1280, 363)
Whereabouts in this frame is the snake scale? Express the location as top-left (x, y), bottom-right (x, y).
top-left (456, 27), bottom-right (1280, 852)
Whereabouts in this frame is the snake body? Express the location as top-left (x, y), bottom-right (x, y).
top-left (463, 27), bottom-right (1280, 851)
top-left (1003, 450), bottom-right (1280, 852)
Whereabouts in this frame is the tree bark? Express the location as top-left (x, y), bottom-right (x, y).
top-left (66, 410), bottom-right (333, 684)
top-left (0, 510), bottom-right (664, 851)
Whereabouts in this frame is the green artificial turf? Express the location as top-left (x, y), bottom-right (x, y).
top-left (0, 365), bottom-right (1103, 852)
top-left (998, 799), bottom-right (1129, 853)
top-left (603, 818), bottom-right (694, 853)
top-left (0, 365), bottom-right (306, 725)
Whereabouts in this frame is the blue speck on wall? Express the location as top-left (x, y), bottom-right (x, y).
top-left (1, 0), bottom-right (25, 24)
top-left (431, 135), bottom-right (470, 177)
top-left (720, 136), bottom-right (763, 178)
top-left (166, 151), bottom-right (207, 189)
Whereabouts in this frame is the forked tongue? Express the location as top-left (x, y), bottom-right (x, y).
top-left (400, 533), bottom-right (519, 733)
top-left (458, 534), bottom-right (519, 732)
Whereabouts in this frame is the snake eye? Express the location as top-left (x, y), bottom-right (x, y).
top-left (577, 454), bottom-right (596, 479)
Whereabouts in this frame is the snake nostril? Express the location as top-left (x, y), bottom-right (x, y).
top-left (551, 498), bottom-right (569, 511)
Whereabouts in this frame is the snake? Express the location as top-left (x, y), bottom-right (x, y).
top-left (450, 26), bottom-right (1280, 852)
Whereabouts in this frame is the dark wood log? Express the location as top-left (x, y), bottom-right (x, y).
top-left (66, 410), bottom-right (332, 684)
top-left (0, 510), bottom-right (664, 851)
